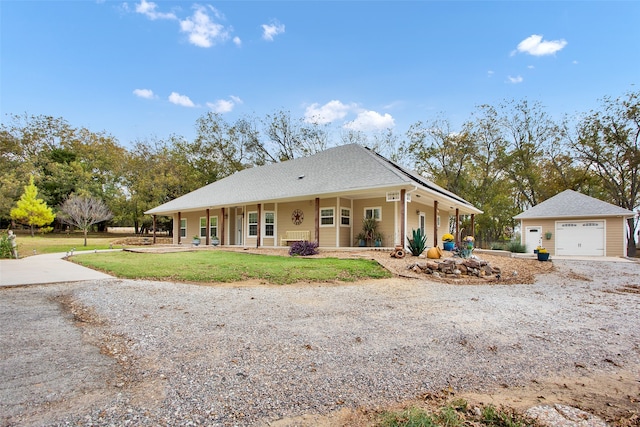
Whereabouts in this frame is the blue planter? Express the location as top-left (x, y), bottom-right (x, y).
top-left (443, 241), bottom-right (454, 251)
top-left (537, 252), bottom-right (550, 261)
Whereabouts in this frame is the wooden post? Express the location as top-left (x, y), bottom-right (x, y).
top-left (221, 207), bottom-right (225, 246)
top-left (455, 208), bottom-right (460, 244)
top-left (152, 215), bottom-right (157, 244)
top-left (315, 198), bottom-right (320, 243)
top-left (177, 212), bottom-right (181, 245)
top-left (206, 208), bottom-right (210, 246)
top-left (433, 201), bottom-right (438, 246)
top-left (471, 214), bottom-right (475, 238)
top-left (400, 189), bottom-right (406, 247)
top-left (257, 204), bottom-right (261, 248)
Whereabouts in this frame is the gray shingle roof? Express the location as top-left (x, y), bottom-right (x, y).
top-left (145, 144), bottom-right (479, 215)
top-left (513, 189), bottom-right (635, 219)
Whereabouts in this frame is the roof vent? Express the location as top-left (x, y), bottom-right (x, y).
top-left (298, 174), bottom-right (305, 180)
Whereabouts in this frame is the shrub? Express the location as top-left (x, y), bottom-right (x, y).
top-left (0, 233), bottom-right (12, 259)
top-left (289, 240), bottom-right (319, 256)
top-left (407, 228), bottom-right (427, 256)
top-left (505, 241), bottom-right (527, 253)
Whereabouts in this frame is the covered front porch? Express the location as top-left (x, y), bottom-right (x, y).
top-left (147, 187), bottom-right (479, 250)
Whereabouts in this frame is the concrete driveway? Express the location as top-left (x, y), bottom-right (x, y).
top-left (0, 251), bottom-right (114, 287)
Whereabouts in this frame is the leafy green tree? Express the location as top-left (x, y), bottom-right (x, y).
top-left (58, 194), bottom-right (113, 246)
top-left (571, 90), bottom-right (640, 256)
top-left (403, 117), bottom-right (475, 196)
top-left (10, 175), bottom-right (56, 236)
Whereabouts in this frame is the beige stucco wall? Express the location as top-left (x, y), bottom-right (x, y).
top-left (520, 217), bottom-right (627, 257)
top-left (352, 197), bottom-right (396, 247)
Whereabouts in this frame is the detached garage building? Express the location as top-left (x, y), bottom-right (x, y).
top-left (514, 190), bottom-right (636, 257)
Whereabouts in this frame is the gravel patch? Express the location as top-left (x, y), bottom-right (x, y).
top-left (1, 259), bottom-right (639, 426)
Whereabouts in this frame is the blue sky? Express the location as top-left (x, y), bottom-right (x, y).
top-left (2, 1), bottom-right (638, 147)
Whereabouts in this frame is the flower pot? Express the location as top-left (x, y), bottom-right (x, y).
top-left (211, 239), bottom-right (220, 246)
top-left (443, 241), bottom-right (454, 251)
top-left (427, 246), bottom-right (443, 259)
top-left (537, 252), bottom-right (550, 261)
top-left (192, 239), bottom-right (200, 246)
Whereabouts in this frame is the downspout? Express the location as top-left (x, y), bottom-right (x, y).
top-left (403, 187), bottom-right (419, 248)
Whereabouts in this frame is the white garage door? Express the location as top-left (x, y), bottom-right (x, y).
top-left (556, 221), bottom-right (605, 256)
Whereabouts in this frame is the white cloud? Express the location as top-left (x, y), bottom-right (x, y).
top-left (133, 88), bottom-right (156, 99)
top-left (168, 92), bottom-right (195, 107)
top-left (206, 96), bottom-right (242, 113)
top-left (487, 70), bottom-right (495, 77)
top-left (514, 34), bottom-right (567, 56)
top-left (180, 5), bottom-right (230, 48)
top-left (304, 100), bottom-right (355, 124)
top-left (344, 110), bottom-right (395, 132)
top-left (233, 36), bottom-right (242, 47)
top-left (135, 0), bottom-right (176, 20)
top-left (507, 75), bottom-right (524, 84)
top-left (262, 21), bottom-right (285, 41)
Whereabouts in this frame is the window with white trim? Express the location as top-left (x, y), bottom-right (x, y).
top-left (264, 212), bottom-right (274, 237)
top-left (364, 207), bottom-right (382, 221)
top-left (199, 217), bottom-right (207, 238)
top-left (340, 208), bottom-right (351, 226)
top-left (210, 216), bottom-right (218, 238)
top-left (248, 212), bottom-right (258, 237)
top-left (320, 208), bottom-right (334, 226)
top-left (180, 219), bottom-right (187, 238)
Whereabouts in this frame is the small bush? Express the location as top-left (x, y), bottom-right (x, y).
top-left (0, 233), bottom-right (12, 259)
top-left (505, 241), bottom-right (527, 253)
top-left (288, 240), bottom-right (319, 256)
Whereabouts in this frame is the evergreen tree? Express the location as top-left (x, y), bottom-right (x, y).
top-left (10, 175), bottom-right (56, 236)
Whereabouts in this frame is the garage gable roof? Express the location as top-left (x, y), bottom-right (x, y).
top-left (145, 143), bottom-right (480, 215)
top-left (514, 189), bottom-right (635, 219)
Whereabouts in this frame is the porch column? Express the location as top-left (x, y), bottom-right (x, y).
top-left (206, 208), bottom-right (210, 246)
top-left (315, 198), bottom-right (320, 243)
top-left (152, 215), bottom-right (157, 244)
top-left (257, 203), bottom-right (262, 248)
top-left (455, 208), bottom-right (460, 244)
top-left (177, 212), bottom-right (181, 244)
top-left (471, 214), bottom-right (475, 238)
top-left (221, 208), bottom-right (225, 246)
top-left (400, 189), bottom-right (406, 247)
top-left (433, 201), bottom-right (438, 246)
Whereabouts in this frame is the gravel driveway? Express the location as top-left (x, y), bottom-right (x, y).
top-left (1, 259), bottom-right (639, 426)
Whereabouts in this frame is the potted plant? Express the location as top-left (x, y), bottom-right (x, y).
top-left (361, 217), bottom-right (379, 247)
top-left (355, 232), bottom-right (366, 247)
top-left (442, 233), bottom-right (455, 251)
top-left (545, 231), bottom-right (552, 240)
top-left (459, 235), bottom-right (474, 258)
top-left (192, 236), bottom-right (201, 246)
top-left (374, 231), bottom-right (384, 247)
top-left (537, 247), bottom-right (550, 261)
top-left (211, 235), bottom-right (220, 246)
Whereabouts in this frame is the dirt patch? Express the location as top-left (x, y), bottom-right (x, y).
top-left (270, 371), bottom-right (640, 426)
top-left (220, 246), bottom-right (554, 285)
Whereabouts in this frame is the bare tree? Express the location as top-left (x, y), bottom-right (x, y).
top-left (58, 195), bottom-right (113, 246)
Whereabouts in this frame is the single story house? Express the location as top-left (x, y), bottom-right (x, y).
top-left (145, 144), bottom-right (482, 249)
top-left (513, 189), bottom-right (636, 257)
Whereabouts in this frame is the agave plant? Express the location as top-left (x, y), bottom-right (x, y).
top-left (407, 228), bottom-right (427, 256)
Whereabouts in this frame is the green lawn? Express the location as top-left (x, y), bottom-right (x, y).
top-left (12, 233), bottom-right (126, 256)
top-left (73, 250), bottom-right (392, 285)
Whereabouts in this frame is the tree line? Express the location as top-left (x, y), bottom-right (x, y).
top-left (1, 91), bottom-right (638, 254)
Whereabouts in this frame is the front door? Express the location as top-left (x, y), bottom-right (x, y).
top-left (236, 216), bottom-right (243, 245)
top-left (525, 226), bottom-right (542, 253)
